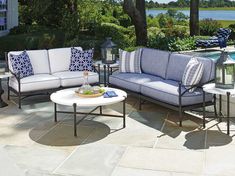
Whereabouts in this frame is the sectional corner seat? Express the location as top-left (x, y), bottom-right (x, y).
top-left (109, 48), bottom-right (216, 126)
top-left (6, 47), bottom-right (100, 108)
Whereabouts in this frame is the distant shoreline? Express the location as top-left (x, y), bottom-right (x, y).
top-left (147, 7), bottom-right (235, 11)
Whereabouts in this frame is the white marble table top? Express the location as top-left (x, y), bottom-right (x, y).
top-left (50, 87), bottom-right (127, 107)
top-left (203, 83), bottom-right (235, 96)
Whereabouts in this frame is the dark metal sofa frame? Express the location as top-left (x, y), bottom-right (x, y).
top-left (107, 68), bottom-right (216, 127)
top-left (5, 52), bottom-right (101, 109)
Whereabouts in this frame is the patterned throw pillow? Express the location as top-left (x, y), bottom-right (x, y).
top-left (9, 51), bottom-right (34, 79)
top-left (69, 48), bottom-right (94, 72)
top-left (119, 48), bottom-right (142, 73)
top-left (182, 57), bottom-right (204, 92)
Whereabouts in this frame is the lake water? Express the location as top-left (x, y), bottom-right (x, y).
top-left (147, 9), bottom-right (235, 20)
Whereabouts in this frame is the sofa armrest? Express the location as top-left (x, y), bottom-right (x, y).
top-left (179, 79), bottom-right (215, 97)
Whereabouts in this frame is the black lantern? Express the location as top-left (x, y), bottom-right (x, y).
top-left (101, 37), bottom-right (117, 64)
top-left (215, 51), bottom-right (235, 89)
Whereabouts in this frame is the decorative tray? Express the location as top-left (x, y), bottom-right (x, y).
top-left (75, 91), bottom-right (104, 98)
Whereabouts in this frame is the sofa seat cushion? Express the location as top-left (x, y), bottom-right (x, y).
top-left (109, 73), bottom-right (163, 93)
top-left (141, 80), bottom-right (213, 106)
top-left (53, 71), bottom-right (98, 87)
top-left (9, 74), bottom-right (60, 92)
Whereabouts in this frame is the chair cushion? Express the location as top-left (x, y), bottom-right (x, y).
top-left (9, 51), bottom-right (34, 78)
top-left (109, 73), bottom-right (163, 93)
top-left (119, 48), bottom-right (142, 73)
top-left (141, 80), bottom-right (213, 106)
top-left (141, 48), bottom-right (170, 79)
top-left (166, 53), bottom-right (215, 84)
top-left (8, 49), bottom-right (50, 74)
top-left (69, 48), bottom-right (94, 72)
top-left (182, 57), bottom-right (204, 92)
top-left (48, 47), bottom-right (82, 73)
top-left (9, 74), bottom-right (60, 92)
top-left (53, 71), bottom-right (98, 87)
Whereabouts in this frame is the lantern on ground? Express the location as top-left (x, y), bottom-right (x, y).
top-left (215, 51), bottom-right (235, 89)
top-left (101, 37), bottom-right (117, 64)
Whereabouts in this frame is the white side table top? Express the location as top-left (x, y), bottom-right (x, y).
top-left (94, 60), bottom-right (119, 68)
top-left (203, 83), bottom-right (235, 96)
top-left (50, 87), bottom-right (127, 107)
top-left (0, 72), bottom-right (12, 79)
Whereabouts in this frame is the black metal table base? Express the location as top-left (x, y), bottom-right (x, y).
top-left (203, 91), bottom-right (230, 135)
top-left (54, 99), bottom-right (126, 136)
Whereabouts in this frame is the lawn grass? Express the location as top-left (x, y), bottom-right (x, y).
top-left (218, 20), bottom-right (235, 27)
top-left (148, 7), bottom-right (235, 11)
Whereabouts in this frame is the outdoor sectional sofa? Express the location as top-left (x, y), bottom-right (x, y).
top-left (6, 47), bottom-right (100, 108)
top-left (109, 48), bottom-right (216, 126)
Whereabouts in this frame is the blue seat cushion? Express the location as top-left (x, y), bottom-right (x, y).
top-left (109, 73), bottom-right (163, 93)
top-left (141, 80), bottom-right (213, 106)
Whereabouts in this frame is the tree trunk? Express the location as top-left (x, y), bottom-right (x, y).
top-left (123, 0), bottom-right (147, 46)
top-left (190, 0), bottom-right (199, 36)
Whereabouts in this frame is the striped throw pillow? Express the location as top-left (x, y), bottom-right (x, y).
top-left (182, 57), bottom-right (204, 92)
top-left (119, 48), bottom-right (142, 73)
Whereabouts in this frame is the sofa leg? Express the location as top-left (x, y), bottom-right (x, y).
top-left (138, 96), bottom-right (142, 110)
top-left (7, 87), bottom-right (10, 100)
top-left (179, 107), bottom-right (183, 127)
top-left (18, 92), bottom-right (21, 109)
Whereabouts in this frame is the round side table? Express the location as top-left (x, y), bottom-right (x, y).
top-left (94, 60), bottom-right (119, 86)
top-left (0, 72), bottom-right (12, 108)
top-left (203, 83), bottom-right (235, 135)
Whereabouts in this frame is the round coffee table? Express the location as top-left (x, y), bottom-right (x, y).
top-left (50, 87), bottom-right (127, 136)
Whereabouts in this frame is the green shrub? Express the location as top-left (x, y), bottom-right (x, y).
top-left (101, 16), bottom-right (120, 25)
top-left (158, 14), bottom-right (174, 28)
top-left (148, 33), bottom-right (196, 52)
top-left (199, 18), bottom-right (222, 36)
top-left (168, 37), bottom-right (196, 51)
top-left (95, 23), bottom-right (135, 49)
top-left (228, 24), bottom-right (235, 40)
top-left (0, 30), bottom-right (65, 60)
top-left (161, 25), bottom-right (189, 38)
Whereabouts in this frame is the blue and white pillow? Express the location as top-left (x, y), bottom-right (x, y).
top-left (182, 57), bottom-right (204, 92)
top-left (119, 48), bottom-right (142, 73)
top-left (9, 51), bottom-right (34, 79)
top-left (69, 48), bottom-right (94, 72)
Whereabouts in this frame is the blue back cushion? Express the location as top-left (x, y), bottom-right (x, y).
top-left (166, 53), bottom-right (215, 83)
top-left (141, 48), bottom-right (170, 79)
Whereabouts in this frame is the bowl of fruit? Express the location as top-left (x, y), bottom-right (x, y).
top-left (75, 86), bottom-right (105, 98)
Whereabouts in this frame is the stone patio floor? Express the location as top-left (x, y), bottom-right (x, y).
top-left (0, 80), bottom-right (235, 176)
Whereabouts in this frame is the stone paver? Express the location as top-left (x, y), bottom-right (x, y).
top-left (119, 147), bottom-right (204, 174)
top-left (1, 79), bottom-right (235, 176)
top-left (55, 144), bottom-right (126, 176)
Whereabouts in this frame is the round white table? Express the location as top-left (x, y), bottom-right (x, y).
top-left (93, 60), bottom-right (119, 86)
top-left (0, 72), bottom-right (12, 108)
top-left (203, 83), bottom-right (235, 135)
top-left (50, 87), bottom-right (127, 136)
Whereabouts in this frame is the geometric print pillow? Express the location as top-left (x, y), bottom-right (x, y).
top-left (69, 48), bottom-right (94, 72)
top-left (9, 51), bottom-right (34, 79)
top-left (119, 48), bottom-right (142, 73)
top-left (182, 57), bottom-right (204, 92)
